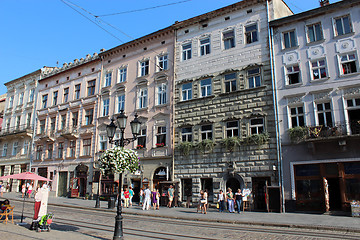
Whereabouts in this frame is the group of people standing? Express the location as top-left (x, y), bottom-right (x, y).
top-left (21, 182), bottom-right (34, 198)
top-left (139, 185), bottom-right (174, 211)
top-left (218, 188), bottom-right (245, 213)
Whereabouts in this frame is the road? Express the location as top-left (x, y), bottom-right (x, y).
top-left (3, 200), bottom-right (360, 240)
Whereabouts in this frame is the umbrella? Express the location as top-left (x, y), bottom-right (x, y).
top-left (0, 172), bottom-right (52, 223)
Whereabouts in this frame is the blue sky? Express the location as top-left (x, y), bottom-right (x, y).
top-left (0, 0), bottom-right (340, 95)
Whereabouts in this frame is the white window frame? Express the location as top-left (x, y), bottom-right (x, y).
top-left (53, 91), bottom-right (58, 105)
top-left (283, 30), bottom-right (297, 49)
top-left (316, 102), bottom-right (333, 127)
top-left (310, 58), bottom-right (328, 80)
top-left (182, 82), bottom-right (192, 101)
top-left (306, 22), bottom-right (323, 43)
top-left (42, 95), bottom-right (47, 108)
top-left (36, 145), bottom-right (42, 160)
top-left (9, 96), bottom-right (14, 108)
top-left (223, 30), bottom-right (235, 50)
top-left (118, 67), bottom-right (127, 83)
top-left (63, 88), bottom-right (69, 103)
top-left (102, 98), bottom-right (110, 116)
top-left (157, 83), bottom-right (167, 105)
top-left (182, 43), bottom-right (192, 61)
top-left (289, 105), bottom-right (305, 128)
top-left (69, 140), bottom-right (76, 158)
top-left (247, 68), bottom-right (261, 88)
top-left (74, 84), bottom-right (81, 100)
top-left (158, 54), bottom-right (168, 71)
top-left (104, 72), bottom-right (112, 87)
top-left (181, 127), bottom-right (192, 142)
top-left (12, 141), bottom-right (18, 156)
top-left (23, 140), bottom-right (29, 155)
top-left (99, 135), bottom-right (107, 151)
top-left (250, 118), bottom-right (264, 135)
top-left (58, 142), bottom-right (64, 159)
top-left (338, 52), bottom-right (358, 75)
top-left (138, 88), bottom-right (148, 109)
top-left (201, 125), bottom-right (213, 140)
top-left (2, 143), bottom-right (7, 157)
top-left (19, 92), bottom-right (24, 105)
top-left (333, 15), bottom-right (352, 37)
top-left (200, 37), bottom-right (211, 56)
top-left (85, 109), bottom-right (94, 125)
top-left (29, 89), bottom-right (34, 102)
top-left (226, 121), bottom-right (239, 138)
top-left (285, 65), bottom-right (301, 85)
top-left (156, 126), bottom-right (167, 146)
top-left (245, 24), bottom-right (258, 44)
top-left (82, 138), bottom-right (91, 156)
top-left (137, 128), bottom-right (147, 148)
top-left (116, 94), bottom-right (125, 113)
top-left (200, 78), bottom-right (212, 97)
top-left (139, 60), bottom-right (149, 77)
top-left (224, 73), bottom-right (237, 93)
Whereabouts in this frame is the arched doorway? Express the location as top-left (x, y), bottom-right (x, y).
top-left (226, 177), bottom-right (241, 192)
top-left (153, 167), bottom-right (167, 190)
top-left (75, 164), bottom-right (88, 197)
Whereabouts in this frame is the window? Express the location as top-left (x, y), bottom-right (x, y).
top-left (63, 88), bottom-right (69, 103)
top-left (226, 121), bottom-right (239, 138)
top-left (48, 144), bottom-right (53, 159)
top-left (182, 43), bottom-right (192, 60)
top-left (201, 125), bottom-right (213, 140)
top-left (182, 83), bottom-right (192, 101)
top-left (99, 135), bottom-right (107, 151)
top-left (117, 94), bottom-right (125, 113)
top-left (60, 115), bottom-right (66, 130)
top-left (248, 68), bottom-right (261, 88)
top-left (140, 60), bottom-right (149, 76)
top-left (104, 72), bottom-right (112, 87)
top-left (23, 141), bottom-right (29, 155)
top-left (200, 78), bottom-right (212, 97)
top-left (2, 143), bottom-right (7, 157)
top-left (137, 128), bottom-right (146, 148)
top-left (158, 55), bottom-right (168, 71)
top-left (334, 15), bottom-right (352, 36)
top-left (26, 113), bottom-right (31, 128)
top-left (347, 98), bottom-right (360, 107)
top-left (9, 96), bottom-right (14, 108)
top-left (50, 117), bottom-right (56, 132)
top-left (250, 118), bottom-right (264, 134)
top-left (53, 91), bottom-right (58, 105)
top-left (12, 142), bottom-right (18, 156)
top-left (72, 112), bottom-right (78, 128)
top-left (200, 38), bottom-right (210, 56)
top-left (69, 140), bottom-right (76, 157)
top-left (157, 83), bottom-right (167, 105)
top-left (138, 88), bottom-right (148, 109)
top-left (102, 98), bottom-right (110, 116)
top-left (42, 95), bottom-right (48, 108)
top-left (16, 116), bottom-right (21, 129)
top-left (6, 119), bottom-right (10, 130)
top-left (36, 145), bottom-right (42, 160)
top-left (223, 30), bottom-right (235, 49)
top-left (317, 102), bottom-right (333, 127)
top-left (75, 84), bottom-right (81, 99)
top-left (283, 30), bottom-right (296, 49)
top-left (340, 53), bottom-right (357, 75)
top-left (19, 92), bottom-right (24, 105)
top-left (58, 142), bottom-right (64, 158)
top-left (39, 120), bottom-right (46, 134)
top-left (156, 126), bottom-right (166, 146)
top-left (307, 23), bottom-right (323, 42)
top-left (118, 67), bottom-right (127, 83)
top-left (181, 127), bottom-right (192, 142)
top-left (290, 106), bottom-right (305, 128)
top-left (311, 59), bottom-right (327, 80)
top-left (83, 138), bottom-right (91, 156)
top-left (245, 24), bottom-right (258, 44)
top-left (29, 89), bottom-right (34, 102)
top-left (85, 109), bottom-right (93, 125)
top-left (286, 65), bottom-right (301, 85)
top-left (87, 80), bottom-right (96, 96)
top-left (224, 73), bottom-right (237, 93)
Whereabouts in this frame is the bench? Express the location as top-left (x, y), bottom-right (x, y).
top-left (0, 206), bottom-right (14, 224)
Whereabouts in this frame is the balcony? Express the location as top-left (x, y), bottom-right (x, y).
top-left (59, 127), bottom-right (79, 139)
top-left (0, 124), bottom-right (33, 138)
top-left (38, 131), bottom-right (56, 142)
top-left (288, 121), bottom-right (360, 143)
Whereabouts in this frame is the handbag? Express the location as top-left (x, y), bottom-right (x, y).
top-left (200, 199), bottom-right (206, 204)
top-left (216, 203), bottom-right (219, 209)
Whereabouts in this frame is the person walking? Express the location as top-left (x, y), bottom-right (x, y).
top-left (123, 187), bottom-right (130, 208)
top-left (151, 189), bottom-right (157, 210)
top-left (142, 186), bottom-right (151, 211)
top-left (167, 185), bottom-right (174, 208)
top-left (21, 183), bottom-right (26, 198)
top-left (227, 188), bottom-right (235, 213)
top-left (204, 189), bottom-right (208, 214)
top-left (27, 183), bottom-right (33, 198)
top-left (155, 188), bottom-right (160, 210)
top-left (218, 189), bottom-right (226, 212)
top-left (129, 186), bottom-right (134, 207)
top-left (235, 188), bottom-right (243, 213)
top-left (199, 190), bottom-right (207, 214)
top-left (139, 188), bottom-right (144, 206)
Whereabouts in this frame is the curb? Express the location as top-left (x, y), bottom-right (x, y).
top-left (7, 197), bottom-right (360, 234)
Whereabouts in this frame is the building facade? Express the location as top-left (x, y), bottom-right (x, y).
top-left (33, 54), bottom-right (101, 197)
top-left (0, 68), bottom-right (53, 192)
top-left (270, 0), bottom-right (360, 212)
top-left (97, 27), bottom-right (175, 201)
top-left (173, 0), bottom-right (292, 210)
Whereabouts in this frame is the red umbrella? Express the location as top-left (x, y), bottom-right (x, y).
top-left (0, 172), bottom-right (52, 181)
top-left (0, 171), bottom-right (52, 223)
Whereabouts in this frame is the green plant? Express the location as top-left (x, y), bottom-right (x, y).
top-left (197, 139), bottom-right (215, 153)
top-left (177, 141), bottom-right (194, 156)
top-left (244, 132), bottom-right (270, 145)
top-left (288, 127), bottom-right (308, 143)
top-left (221, 137), bottom-right (242, 152)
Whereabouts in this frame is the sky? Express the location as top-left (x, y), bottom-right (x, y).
top-left (0, 0), bottom-right (341, 95)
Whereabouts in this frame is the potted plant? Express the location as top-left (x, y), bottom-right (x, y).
top-left (244, 132), bottom-right (270, 145)
top-left (155, 143), bottom-right (165, 148)
top-left (136, 145), bottom-right (144, 149)
top-left (288, 127), bottom-right (308, 143)
top-left (221, 137), bottom-right (242, 152)
top-left (177, 141), bottom-right (194, 156)
top-left (197, 139), bottom-right (215, 153)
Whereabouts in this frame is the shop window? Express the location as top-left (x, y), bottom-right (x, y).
top-left (295, 164), bottom-right (320, 176)
top-left (345, 179), bottom-right (360, 201)
top-left (344, 162), bottom-right (360, 175)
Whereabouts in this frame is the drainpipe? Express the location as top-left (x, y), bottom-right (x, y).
top-left (267, 1), bottom-right (285, 213)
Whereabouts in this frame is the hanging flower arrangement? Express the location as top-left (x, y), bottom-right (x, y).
top-left (98, 146), bottom-right (140, 175)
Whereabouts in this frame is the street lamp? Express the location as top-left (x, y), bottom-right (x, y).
top-left (106, 110), bottom-right (141, 240)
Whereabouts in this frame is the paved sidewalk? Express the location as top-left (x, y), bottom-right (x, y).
top-left (2, 192), bottom-right (360, 233)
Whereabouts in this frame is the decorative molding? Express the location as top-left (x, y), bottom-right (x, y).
top-left (307, 45), bottom-right (325, 59)
top-left (335, 38), bottom-right (356, 53)
top-left (282, 51), bottom-right (299, 65)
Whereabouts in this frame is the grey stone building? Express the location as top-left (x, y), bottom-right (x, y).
top-left (173, 0), bottom-right (292, 211)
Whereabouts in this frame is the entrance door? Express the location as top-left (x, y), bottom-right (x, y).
top-left (58, 171), bottom-right (68, 197)
top-left (131, 179), bottom-right (141, 203)
top-left (78, 177), bottom-right (86, 197)
top-left (226, 177), bottom-right (240, 193)
top-left (252, 177), bottom-right (270, 211)
top-left (328, 178), bottom-right (342, 211)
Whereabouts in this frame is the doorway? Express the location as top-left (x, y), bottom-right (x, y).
top-left (58, 171), bottom-right (68, 197)
top-left (328, 178), bottom-right (342, 211)
top-left (131, 179), bottom-right (141, 203)
top-left (252, 177), bottom-right (270, 211)
top-left (226, 177), bottom-right (240, 193)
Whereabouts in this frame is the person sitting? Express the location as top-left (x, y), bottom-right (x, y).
top-left (0, 199), bottom-right (11, 213)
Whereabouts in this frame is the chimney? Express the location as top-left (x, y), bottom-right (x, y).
top-left (319, 0), bottom-right (330, 7)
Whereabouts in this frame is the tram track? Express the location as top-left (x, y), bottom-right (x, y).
top-left (14, 205), bottom-right (360, 240)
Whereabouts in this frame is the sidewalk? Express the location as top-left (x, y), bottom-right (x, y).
top-left (2, 192), bottom-right (360, 233)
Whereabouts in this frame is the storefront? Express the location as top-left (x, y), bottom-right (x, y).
top-left (292, 161), bottom-right (360, 212)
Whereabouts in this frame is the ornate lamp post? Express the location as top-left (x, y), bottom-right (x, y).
top-left (106, 110), bottom-right (141, 240)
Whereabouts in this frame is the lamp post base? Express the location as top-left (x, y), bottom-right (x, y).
top-left (113, 172), bottom-right (123, 240)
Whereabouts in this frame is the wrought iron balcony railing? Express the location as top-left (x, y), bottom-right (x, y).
top-left (0, 124), bottom-right (33, 136)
